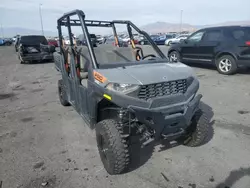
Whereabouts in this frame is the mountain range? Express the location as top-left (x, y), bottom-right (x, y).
top-left (1, 20), bottom-right (249, 37)
top-left (141, 20), bottom-right (250, 33)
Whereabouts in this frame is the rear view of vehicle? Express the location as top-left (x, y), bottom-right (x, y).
top-left (17, 35), bottom-right (55, 64)
top-left (226, 26), bottom-right (250, 73)
top-left (79, 33), bottom-right (98, 47)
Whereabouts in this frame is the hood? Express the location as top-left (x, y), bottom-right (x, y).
top-left (97, 62), bottom-right (195, 86)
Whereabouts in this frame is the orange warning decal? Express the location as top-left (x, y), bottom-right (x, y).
top-left (93, 71), bottom-right (107, 83)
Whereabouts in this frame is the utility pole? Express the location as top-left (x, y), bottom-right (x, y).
top-left (180, 10), bottom-right (183, 34)
top-left (0, 23), bottom-right (4, 38)
top-left (39, 3), bottom-right (44, 35)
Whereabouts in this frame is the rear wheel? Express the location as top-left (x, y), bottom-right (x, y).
top-left (215, 55), bottom-right (238, 75)
top-left (169, 51), bottom-right (180, 62)
top-left (58, 79), bottom-right (70, 106)
top-left (96, 119), bottom-right (130, 175)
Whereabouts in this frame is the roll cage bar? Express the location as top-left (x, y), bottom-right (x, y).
top-left (57, 9), bottom-right (166, 69)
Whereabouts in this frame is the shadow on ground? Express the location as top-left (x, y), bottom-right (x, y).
top-left (22, 60), bottom-right (54, 65)
top-left (215, 167), bottom-right (250, 188)
top-left (127, 101), bottom-right (215, 173)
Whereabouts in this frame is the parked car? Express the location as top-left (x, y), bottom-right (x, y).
top-left (153, 35), bottom-right (166, 45)
top-left (139, 35), bottom-right (159, 45)
top-left (0, 38), bottom-right (13, 46)
top-left (165, 34), bottom-right (189, 46)
top-left (167, 26), bottom-right (250, 75)
top-left (121, 35), bottom-right (130, 43)
top-left (78, 33), bottom-right (98, 47)
top-left (16, 35), bottom-right (55, 64)
top-left (96, 35), bottom-right (104, 44)
top-left (48, 39), bottom-right (59, 47)
top-left (104, 36), bottom-right (128, 47)
top-left (63, 36), bottom-right (71, 45)
top-left (153, 34), bottom-right (175, 45)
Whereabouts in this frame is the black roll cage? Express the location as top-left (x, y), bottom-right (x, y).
top-left (57, 9), bottom-right (166, 69)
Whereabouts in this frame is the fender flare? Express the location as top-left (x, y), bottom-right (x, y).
top-left (215, 51), bottom-right (237, 61)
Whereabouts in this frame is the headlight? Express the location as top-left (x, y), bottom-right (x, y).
top-left (106, 83), bottom-right (139, 94)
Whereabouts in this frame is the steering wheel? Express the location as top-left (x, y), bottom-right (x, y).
top-left (142, 54), bottom-right (156, 60)
top-left (134, 46), bottom-right (157, 61)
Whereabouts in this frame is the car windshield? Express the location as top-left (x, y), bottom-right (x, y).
top-left (20, 36), bottom-right (48, 45)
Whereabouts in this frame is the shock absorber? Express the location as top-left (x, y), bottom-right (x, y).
top-left (117, 108), bottom-right (130, 138)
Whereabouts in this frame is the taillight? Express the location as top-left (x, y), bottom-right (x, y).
top-left (245, 41), bottom-right (250, 46)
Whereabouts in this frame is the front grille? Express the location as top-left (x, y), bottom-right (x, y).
top-left (138, 79), bottom-right (187, 101)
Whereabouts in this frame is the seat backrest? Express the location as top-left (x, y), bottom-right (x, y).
top-left (112, 47), bottom-right (135, 62)
top-left (76, 46), bottom-right (91, 72)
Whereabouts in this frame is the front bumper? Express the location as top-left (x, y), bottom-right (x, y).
top-left (92, 77), bottom-right (201, 140)
top-left (237, 60), bottom-right (250, 67)
top-left (128, 94), bottom-right (201, 140)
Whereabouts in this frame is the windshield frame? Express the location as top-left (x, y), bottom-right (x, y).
top-left (57, 9), bottom-right (167, 70)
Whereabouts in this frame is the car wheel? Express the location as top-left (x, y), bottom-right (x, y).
top-left (183, 107), bottom-right (210, 147)
top-left (169, 51), bottom-right (180, 62)
top-left (168, 41), bottom-right (172, 46)
top-left (58, 79), bottom-right (70, 106)
top-left (215, 55), bottom-right (237, 75)
top-left (96, 119), bottom-right (130, 175)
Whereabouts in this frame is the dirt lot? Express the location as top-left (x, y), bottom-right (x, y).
top-left (1, 46), bottom-right (250, 188)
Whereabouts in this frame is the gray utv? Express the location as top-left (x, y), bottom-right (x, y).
top-left (54, 9), bottom-right (210, 175)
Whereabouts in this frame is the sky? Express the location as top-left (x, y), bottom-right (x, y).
top-left (0, 0), bottom-right (249, 34)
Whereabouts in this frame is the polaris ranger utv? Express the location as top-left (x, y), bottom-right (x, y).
top-left (54, 10), bottom-right (210, 175)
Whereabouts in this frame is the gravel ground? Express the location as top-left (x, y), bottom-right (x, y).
top-left (0, 46), bottom-right (250, 188)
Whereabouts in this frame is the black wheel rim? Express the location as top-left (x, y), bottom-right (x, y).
top-left (170, 52), bottom-right (178, 62)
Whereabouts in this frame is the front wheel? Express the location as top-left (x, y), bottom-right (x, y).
top-left (183, 108), bottom-right (209, 147)
top-left (169, 51), bottom-right (180, 62)
top-left (215, 55), bottom-right (238, 75)
top-left (96, 119), bottom-right (130, 175)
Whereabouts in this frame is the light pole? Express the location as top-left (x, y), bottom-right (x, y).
top-left (39, 3), bottom-right (44, 35)
top-left (0, 23), bottom-right (4, 38)
top-left (180, 10), bottom-right (183, 34)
